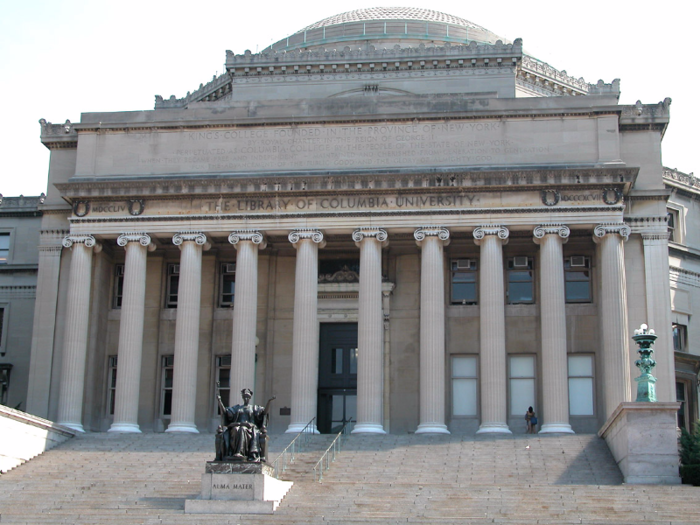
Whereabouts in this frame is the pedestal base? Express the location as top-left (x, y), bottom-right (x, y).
top-left (185, 461), bottom-right (293, 515)
top-left (598, 402), bottom-right (681, 485)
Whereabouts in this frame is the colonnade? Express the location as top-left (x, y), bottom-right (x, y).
top-left (56, 222), bottom-right (641, 433)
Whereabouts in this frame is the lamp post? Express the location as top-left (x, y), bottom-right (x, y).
top-left (632, 323), bottom-right (657, 402)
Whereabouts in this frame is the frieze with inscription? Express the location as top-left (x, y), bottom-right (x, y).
top-left (72, 189), bottom-right (623, 218)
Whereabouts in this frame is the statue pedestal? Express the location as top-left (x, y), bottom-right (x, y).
top-left (184, 462), bottom-right (293, 514)
top-left (598, 402), bottom-right (682, 484)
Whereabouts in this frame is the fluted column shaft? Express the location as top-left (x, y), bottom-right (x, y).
top-left (229, 231), bottom-right (266, 400)
top-left (642, 233), bottom-right (675, 402)
top-left (474, 226), bottom-right (511, 434)
top-left (352, 228), bottom-right (388, 434)
top-left (167, 232), bottom-right (209, 433)
top-left (535, 225), bottom-right (574, 434)
top-left (287, 229), bottom-right (325, 433)
top-left (110, 234), bottom-right (153, 433)
top-left (414, 227), bottom-right (450, 434)
top-left (57, 235), bottom-right (100, 432)
top-left (595, 224), bottom-right (632, 419)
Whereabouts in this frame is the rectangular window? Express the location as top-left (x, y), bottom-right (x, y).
top-left (0, 364), bottom-right (11, 406)
top-left (219, 263), bottom-right (236, 307)
top-left (507, 257), bottom-right (534, 304)
top-left (568, 355), bottom-right (594, 416)
top-left (161, 355), bottom-right (174, 417)
top-left (667, 208), bottom-right (681, 243)
top-left (0, 305), bottom-right (7, 356)
top-left (564, 256), bottom-right (592, 303)
top-left (451, 259), bottom-right (477, 304)
top-left (452, 355), bottom-right (478, 417)
top-left (509, 356), bottom-right (536, 417)
top-left (165, 264), bottom-right (179, 308)
top-left (113, 264), bottom-right (124, 309)
top-left (677, 381), bottom-right (689, 430)
top-left (0, 233), bottom-right (9, 264)
top-left (215, 355), bottom-right (231, 414)
top-left (107, 356), bottom-right (118, 415)
top-left (673, 323), bottom-right (688, 352)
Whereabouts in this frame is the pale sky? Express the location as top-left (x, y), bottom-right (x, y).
top-left (0, 0), bottom-right (695, 197)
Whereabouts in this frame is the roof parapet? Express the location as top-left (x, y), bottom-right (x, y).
top-left (39, 118), bottom-right (78, 149)
top-left (620, 98), bottom-right (672, 136)
top-left (664, 167), bottom-right (698, 191)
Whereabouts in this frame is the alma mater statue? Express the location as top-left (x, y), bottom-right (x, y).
top-left (215, 386), bottom-right (275, 463)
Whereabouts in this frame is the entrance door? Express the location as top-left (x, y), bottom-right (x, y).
top-left (317, 323), bottom-right (358, 434)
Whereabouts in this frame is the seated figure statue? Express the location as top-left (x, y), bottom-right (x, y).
top-left (216, 387), bottom-right (275, 463)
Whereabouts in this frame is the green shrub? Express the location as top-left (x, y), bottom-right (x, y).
top-left (679, 422), bottom-right (700, 486)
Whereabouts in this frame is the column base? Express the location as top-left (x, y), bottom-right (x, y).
top-left (352, 423), bottom-right (386, 434)
top-left (476, 423), bottom-right (512, 434)
top-left (166, 422), bottom-right (199, 433)
top-left (285, 423), bottom-right (319, 434)
top-left (58, 422), bottom-right (85, 433)
top-left (415, 424), bottom-right (450, 434)
top-left (108, 422), bottom-right (142, 433)
top-left (539, 424), bottom-right (574, 434)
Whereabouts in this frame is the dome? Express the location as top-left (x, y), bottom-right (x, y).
top-left (264, 7), bottom-right (506, 53)
top-left (299, 8), bottom-right (490, 32)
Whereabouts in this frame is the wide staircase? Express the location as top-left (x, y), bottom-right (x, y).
top-left (1, 431), bottom-right (699, 524)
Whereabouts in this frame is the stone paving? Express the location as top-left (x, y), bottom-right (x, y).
top-left (0, 431), bottom-right (698, 524)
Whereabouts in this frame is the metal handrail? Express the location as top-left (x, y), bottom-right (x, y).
top-left (270, 417), bottom-right (316, 478)
top-left (313, 420), bottom-right (353, 482)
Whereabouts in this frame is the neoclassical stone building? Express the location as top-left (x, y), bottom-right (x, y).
top-left (28, 8), bottom-right (679, 435)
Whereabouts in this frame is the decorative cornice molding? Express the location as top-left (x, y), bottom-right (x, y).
top-left (533, 224), bottom-right (570, 243)
top-left (352, 227), bottom-right (388, 246)
top-left (288, 228), bottom-right (325, 247)
top-left (62, 234), bottom-right (101, 252)
top-left (473, 225), bottom-right (509, 242)
top-left (228, 230), bottom-right (266, 249)
top-left (414, 227), bottom-right (450, 247)
top-left (593, 222), bottom-right (631, 241)
top-left (117, 233), bottom-right (153, 248)
top-left (641, 232), bottom-right (670, 242)
top-left (0, 285), bottom-right (37, 299)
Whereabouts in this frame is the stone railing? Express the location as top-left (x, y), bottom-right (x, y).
top-left (0, 404), bottom-right (75, 473)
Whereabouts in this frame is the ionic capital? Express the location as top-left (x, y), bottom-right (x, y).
top-left (117, 233), bottom-right (156, 251)
top-left (533, 224), bottom-right (570, 245)
top-left (228, 230), bottom-right (267, 250)
top-left (414, 226), bottom-right (450, 247)
top-left (289, 228), bottom-right (326, 249)
top-left (473, 225), bottom-right (509, 246)
top-left (593, 223), bottom-right (631, 243)
top-left (62, 234), bottom-right (102, 253)
top-left (172, 231), bottom-right (211, 251)
top-left (353, 228), bottom-right (388, 248)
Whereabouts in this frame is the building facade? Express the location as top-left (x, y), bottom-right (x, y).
top-left (0, 194), bottom-right (42, 410)
top-left (26, 8), bottom-right (683, 435)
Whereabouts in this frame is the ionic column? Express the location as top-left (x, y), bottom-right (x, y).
top-left (109, 233), bottom-right (155, 433)
top-left (474, 225), bottom-right (511, 434)
top-left (414, 227), bottom-right (450, 434)
top-left (352, 228), bottom-right (388, 434)
top-left (594, 223), bottom-right (632, 419)
top-left (56, 234), bottom-right (101, 432)
top-left (534, 225), bottom-right (574, 434)
top-left (641, 232), bottom-right (675, 402)
top-left (228, 230), bottom-right (266, 399)
top-left (286, 229), bottom-right (325, 434)
top-left (167, 232), bottom-right (210, 433)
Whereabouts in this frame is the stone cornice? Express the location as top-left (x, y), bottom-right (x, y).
top-left (619, 99), bottom-right (671, 137)
top-left (39, 118), bottom-right (78, 150)
top-left (54, 167), bottom-right (637, 200)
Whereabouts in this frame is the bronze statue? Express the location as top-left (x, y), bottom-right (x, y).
top-left (215, 385), bottom-right (275, 463)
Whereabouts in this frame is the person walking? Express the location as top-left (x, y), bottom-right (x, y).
top-left (525, 406), bottom-right (537, 434)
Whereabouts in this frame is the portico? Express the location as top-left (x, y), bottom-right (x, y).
top-left (31, 7), bottom-right (676, 436)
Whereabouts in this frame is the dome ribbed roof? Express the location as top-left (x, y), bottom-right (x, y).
top-left (299, 7), bottom-right (489, 32)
